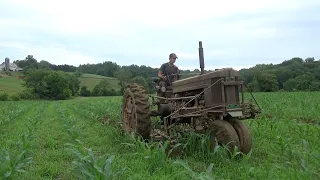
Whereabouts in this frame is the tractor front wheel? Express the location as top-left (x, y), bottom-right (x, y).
top-left (122, 83), bottom-right (151, 139)
top-left (228, 119), bottom-right (252, 154)
top-left (208, 120), bottom-right (240, 153)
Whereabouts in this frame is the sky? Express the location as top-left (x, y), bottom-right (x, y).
top-left (0, 0), bottom-right (320, 71)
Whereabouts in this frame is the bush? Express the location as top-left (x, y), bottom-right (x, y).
top-left (0, 92), bottom-right (9, 101)
top-left (66, 73), bottom-right (81, 96)
top-left (80, 86), bottom-right (91, 97)
top-left (91, 79), bottom-right (118, 96)
top-left (22, 68), bottom-right (80, 100)
top-left (73, 71), bottom-right (83, 77)
top-left (19, 88), bottom-right (40, 100)
top-left (10, 93), bottom-right (20, 101)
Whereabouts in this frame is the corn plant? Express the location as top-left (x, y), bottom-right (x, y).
top-left (0, 123), bottom-right (36, 179)
top-left (0, 102), bottom-right (30, 126)
top-left (120, 133), bottom-right (172, 174)
top-left (177, 131), bottom-right (231, 163)
top-left (0, 103), bottom-right (43, 179)
top-left (65, 140), bottom-right (126, 180)
top-left (0, 149), bottom-right (33, 179)
top-left (173, 160), bottom-right (214, 180)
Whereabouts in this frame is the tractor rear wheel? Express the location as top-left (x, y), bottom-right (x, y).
top-left (228, 119), bottom-right (252, 154)
top-left (208, 120), bottom-right (240, 152)
top-left (122, 83), bottom-right (151, 139)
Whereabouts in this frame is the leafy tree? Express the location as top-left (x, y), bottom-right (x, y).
top-left (247, 80), bottom-right (260, 92)
top-left (253, 71), bottom-right (279, 92)
top-left (80, 86), bottom-right (91, 97)
top-left (67, 73), bottom-right (81, 96)
top-left (91, 79), bottom-right (118, 96)
top-left (274, 69), bottom-right (294, 89)
top-left (314, 67), bottom-right (320, 80)
top-left (40, 71), bottom-right (72, 100)
top-left (294, 74), bottom-right (315, 91)
top-left (39, 60), bottom-right (51, 68)
top-left (73, 71), bottom-right (83, 77)
top-left (309, 81), bottom-right (320, 91)
top-left (283, 78), bottom-right (298, 91)
top-left (22, 68), bottom-right (51, 98)
top-left (114, 68), bottom-right (133, 93)
top-left (22, 69), bottom-right (79, 100)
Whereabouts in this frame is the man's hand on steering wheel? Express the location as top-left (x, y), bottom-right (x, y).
top-left (162, 76), bottom-right (167, 81)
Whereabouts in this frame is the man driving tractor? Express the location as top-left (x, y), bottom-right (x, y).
top-left (158, 53), bottom-right (180, 85)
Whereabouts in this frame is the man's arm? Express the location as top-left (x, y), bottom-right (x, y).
top-left (158, 63), bottom-right (166, 80)
top-left (174, 65), bottom-right (180, 80)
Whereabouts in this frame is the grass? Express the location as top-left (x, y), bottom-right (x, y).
top-left (78, 73), bottom-right (120, 91)
top-left (0, 92), bottom-right (319, 179)
top-left (0, 72), bottom-right (120, 94)
top-left (0, 72), bottom-right (24, 93)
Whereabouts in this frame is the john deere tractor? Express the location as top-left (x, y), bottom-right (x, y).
top-left (122, 41), bottom-right (261, 154)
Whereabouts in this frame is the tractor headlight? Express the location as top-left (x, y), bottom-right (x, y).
top-left (161, 86), bottom-right (166, 92)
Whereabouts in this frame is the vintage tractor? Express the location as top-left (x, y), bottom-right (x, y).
top-left (122, 41), bottom-right (261, 154)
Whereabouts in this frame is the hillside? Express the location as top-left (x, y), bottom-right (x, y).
top-left (0, 72), bottom-right (24, 93)
top-left (76, 73), bottom-right (120, 91)
top-left (0, 72), bottom-right (120, 94)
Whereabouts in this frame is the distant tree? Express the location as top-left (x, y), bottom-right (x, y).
top-left (22, 69), bottom-right (79, 100)
top-left (66, 73), bottom-right (81, 96)
top-left (247, 80), bottom-right (260, 92)
top-left (91, 79), bottom-right (118, 96)
top-left (253, 71), bottom-right (279, 92)
top-left (314, 67), bottom-right (320, 80)
top-left (309, 81), bottom-right (320, 91)
top-left (80, 86), bottom-right (91, 97)
top-left (283, 78), bottom-right (298, 91)
top-left (73, 71), bottom-right (83, 77)
top-left (39, 60), bottom-right (51, 68)
top-left (114, 68), bottom-right (133, 93)
top-left (305, 57), bottom-right (315, 63)
top-left (294, 74), bottom-right (315, 91)
top-left (274, 69), bottom-right (294, 89)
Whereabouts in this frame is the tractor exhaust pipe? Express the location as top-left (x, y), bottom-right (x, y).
top-left (198, 41), bottom-right (205, 74)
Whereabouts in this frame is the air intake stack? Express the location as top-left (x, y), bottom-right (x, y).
top-left (198, 41), bottom-right (205, 75)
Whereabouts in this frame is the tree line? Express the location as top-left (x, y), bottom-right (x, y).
top-left (240, 57), bottom-right (320, 92)
top-left (13, 55), bottom-right (206, 99)
top-left (11, 55), bottom-right (320, 100)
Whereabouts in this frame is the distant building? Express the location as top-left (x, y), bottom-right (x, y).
top-left (0, 57), bottom-right (23, 71)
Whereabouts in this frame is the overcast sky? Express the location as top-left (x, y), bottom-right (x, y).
top-left (1, 0), bottom-right (319, 70)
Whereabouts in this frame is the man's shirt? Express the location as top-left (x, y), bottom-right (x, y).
top-left (159, 62), bottom-right (179, 84)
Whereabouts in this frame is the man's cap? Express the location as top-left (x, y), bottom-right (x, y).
top-left (169, 53), bottom-right (178, 59)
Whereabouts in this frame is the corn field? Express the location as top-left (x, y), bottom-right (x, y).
top-left (0, 92), bottom-right (319, 179)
